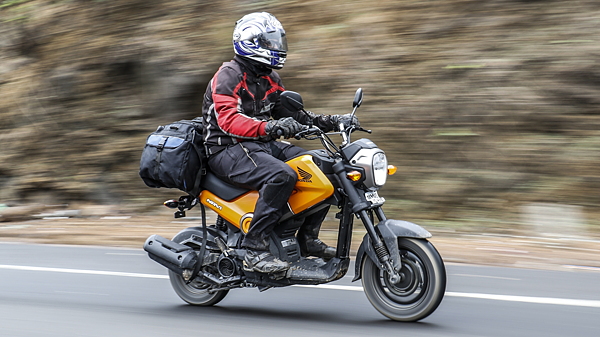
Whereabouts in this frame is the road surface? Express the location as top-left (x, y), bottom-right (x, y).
top-left (0, 242), bottom-right (598, 337)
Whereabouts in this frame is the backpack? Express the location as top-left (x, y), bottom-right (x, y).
top-left (139, 117), bottom-right (206, 196)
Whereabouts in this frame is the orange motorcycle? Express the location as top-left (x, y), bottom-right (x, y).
top-left (143, 89), bottom-right (446, 322)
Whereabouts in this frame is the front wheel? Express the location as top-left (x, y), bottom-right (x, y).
top-left (361, 238), bottom-right (446, 322)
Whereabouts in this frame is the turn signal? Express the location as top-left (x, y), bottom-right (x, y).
top-left (387, 165), bottom-right (397, 175)
top-left (346, 170), bottom-right (362, 181)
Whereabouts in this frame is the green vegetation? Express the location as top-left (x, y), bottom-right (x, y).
top-left (0, 0), bottom-right (31, 8)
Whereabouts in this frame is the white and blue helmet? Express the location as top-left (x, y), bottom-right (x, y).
top-left (233, 12), bottom-right (288, 69)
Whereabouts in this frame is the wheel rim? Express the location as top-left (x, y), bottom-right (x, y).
top-left (373, 250), bottom-right (429, 310)
top-left (168, 246), bottom-right (216, 302)
top-left (178, 276), bottom-right (211, 295)
top-left (169, 239), bottom-right (213, 298)
top-left (169, 269), bottom-right (225, 305)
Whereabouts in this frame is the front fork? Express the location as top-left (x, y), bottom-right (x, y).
top-left (358, 209), bottom-right (402, 284)
top-left (332, 160), bottom-right (402, 284)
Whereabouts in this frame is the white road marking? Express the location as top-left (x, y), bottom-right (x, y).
top-left (445, 292), bottom-right (600, 308)
top-left (105, 253), bottom-right (146, 256)
top-left (54, 290), bottom-right (108, 296)
top-left (564, 265), bottom-right (600, 272)
top-left (294, 284), bottom-right (364, 292)
top-left (296, 285), bottom-right (600, 308)
top-left (451, 273), bottom-right (521, 281)
top-left (0, 264), bottom-right (168, 279)
top-left (1, 264), bottom-right (599, 308)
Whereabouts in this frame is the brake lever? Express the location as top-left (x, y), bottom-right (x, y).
top-left (294, 126), bottom-right (311, 140)
top-left (357, 127), bottom-right (372, 134)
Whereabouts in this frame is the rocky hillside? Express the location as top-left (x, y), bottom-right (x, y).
top-left (2, 0), bottom-right (600, 234)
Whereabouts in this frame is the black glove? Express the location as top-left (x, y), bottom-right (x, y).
top-left (264, 117), bottom-right (304, 139)
top-left (331, 113), bottom-right (360, 131)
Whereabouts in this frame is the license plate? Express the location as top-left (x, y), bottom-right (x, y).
top-left (365, 191), bottom-right (385, 205)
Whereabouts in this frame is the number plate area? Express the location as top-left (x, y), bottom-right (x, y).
top-left (365, 191), bottom-right (385, 205)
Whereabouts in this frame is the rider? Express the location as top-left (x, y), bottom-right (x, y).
top-left (201, 12), bottom-right (357, 274)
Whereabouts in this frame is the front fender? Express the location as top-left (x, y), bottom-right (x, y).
top-left (352, 219), bottom-right (431, 282)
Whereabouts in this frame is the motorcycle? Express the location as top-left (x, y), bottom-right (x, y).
top-left (143, 88), bottom-right (446, 322)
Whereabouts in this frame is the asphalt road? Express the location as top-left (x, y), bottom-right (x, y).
top-left (0, 242), bottom-right (599, 337)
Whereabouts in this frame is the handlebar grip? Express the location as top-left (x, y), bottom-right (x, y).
top-left (276, 129), bottom-right (283, 137)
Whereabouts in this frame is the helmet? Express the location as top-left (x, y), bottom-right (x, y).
top-left (233, 12), bottom-right (288, 69)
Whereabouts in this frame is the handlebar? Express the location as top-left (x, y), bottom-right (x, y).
top-left (276, 125), bottom-right (311, 138)
top-left (292, 124), bottom-right (370, 140)
top-left (276, 122), bottom-right (369, 140)
top-left (294, 126), bottom-right (320, 139)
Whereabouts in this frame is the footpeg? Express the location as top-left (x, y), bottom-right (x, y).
top-left (286, 258), bottom-right (349, 283)
top-left (163, 195), bottom-right (198, 218)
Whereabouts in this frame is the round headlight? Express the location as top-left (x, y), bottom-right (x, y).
top-left (373, 152), bottom-right (387, 186)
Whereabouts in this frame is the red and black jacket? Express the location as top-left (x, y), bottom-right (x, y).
top-left (201, 56), bottom-right (336, 155)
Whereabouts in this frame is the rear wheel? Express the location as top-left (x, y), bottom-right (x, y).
top-left (361, 238), bottom-right (446, 321)
top-left (169, 270), bottom-right (228, 306)
top-left (168, 229), bottom-right (228, 306)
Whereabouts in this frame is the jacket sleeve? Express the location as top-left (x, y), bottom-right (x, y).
top-left (212, 66), bottom-right (267, 139)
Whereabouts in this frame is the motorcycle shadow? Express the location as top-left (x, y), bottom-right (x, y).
top-left (167, 302), bottom-right (445, 329)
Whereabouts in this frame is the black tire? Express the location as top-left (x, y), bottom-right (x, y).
top-left (168, 270), bottom-right (228, 306)
top-left (361, 238), bottom-right (446, 322)
top-left (168, 229), bottom-right (229, 306)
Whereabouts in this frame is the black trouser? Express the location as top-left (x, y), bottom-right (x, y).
top-left (207, 141), bottom-right (329, 251)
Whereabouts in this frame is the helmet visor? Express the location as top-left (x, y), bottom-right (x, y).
top-left (257, 31), bottom-right (288, 52)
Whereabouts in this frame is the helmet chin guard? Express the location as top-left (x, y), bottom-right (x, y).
top-left (233, 12), bottom-right (288, 69)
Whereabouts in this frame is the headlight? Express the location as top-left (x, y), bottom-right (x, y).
top-left (373, 152), bottom-right (388, 186)
top-left (349, 148), bottom-right (387, 190)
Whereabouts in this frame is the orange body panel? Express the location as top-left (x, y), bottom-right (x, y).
top-left (200, 155), bottom-right (334, 233)
top-left (200, 190), bottom-right (259, 233)
top-left (286, 155), bottom-right (335, 213)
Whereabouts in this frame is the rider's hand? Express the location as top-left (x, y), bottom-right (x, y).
top-left (265, 117), bottom-right (304, 139)
top-left (331, 113), bottom-right (360, 131)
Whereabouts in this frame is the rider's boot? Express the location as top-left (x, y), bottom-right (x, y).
top-left (243, 250), bottom-right (290, 273)
top-left (298, 211), bottom-right (336, 260)
top-left (241, 172), bottom-right (296, 274)
top-left (298, 236), bottom-right (336, 260)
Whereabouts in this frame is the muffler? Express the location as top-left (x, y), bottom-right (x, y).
top-left (143, 234), bottom-right (198, 276)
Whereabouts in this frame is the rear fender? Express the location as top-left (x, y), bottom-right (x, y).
top-left (172, 226), bottom-right (224, 251)
top-left (352, 219), bottom-right (431, 282)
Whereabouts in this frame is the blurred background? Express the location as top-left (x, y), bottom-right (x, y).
top-left (1, 0), bottom-right (600, 242)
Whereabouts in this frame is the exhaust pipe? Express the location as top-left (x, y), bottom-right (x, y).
top-left (143, 235), bottom-right (198, 276)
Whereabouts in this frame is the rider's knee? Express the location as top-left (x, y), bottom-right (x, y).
top-left (269, 170), bottom-right (296, 189)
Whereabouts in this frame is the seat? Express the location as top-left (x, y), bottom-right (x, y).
top-left (201, 172), bottom-right (251, 201)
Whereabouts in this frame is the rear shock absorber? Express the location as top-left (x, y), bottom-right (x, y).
top-left (215, 216), bottom-right (228, 232)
